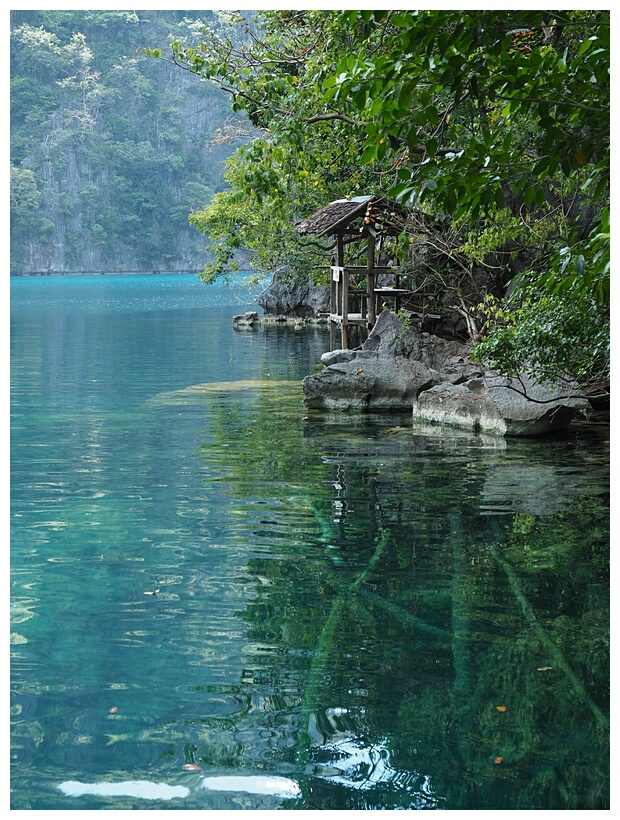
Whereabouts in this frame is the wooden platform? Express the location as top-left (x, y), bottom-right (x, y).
top-left (329, 313), bottom-right (369, 326)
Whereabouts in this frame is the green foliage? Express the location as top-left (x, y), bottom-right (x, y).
top-left (166, 9), bottom-right (609, 387)
top-left (10, 164), bottom-right (41, 212)
top-left (10, 10), bottom-right (233, 273)
top-left (471, 285), bottom-right (609, 388)
top-left (327, 10), bottom-right (609, 306)
top-left (10, 163), bottom-right (52, 269)
top-left (537, 207), bottom-right (610, 306)
top-left (188, 132), bottom-right (348, 284)
top-left (167, 11), bottom-right (383, 281)
top-left (457, 207), bottom-right (530, 265)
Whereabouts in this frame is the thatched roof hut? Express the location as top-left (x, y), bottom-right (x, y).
top-left (295, 195), bottom-right (406, 238)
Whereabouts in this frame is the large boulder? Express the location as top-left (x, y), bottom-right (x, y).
top-left (303, 311), bottom-right (475, 412)
top-left (413, 372), bottom-right (590, 436)
top-left (303, 310), bottom-right (591, 435)
top-left (257, 273), bottom-right (329, 319)
top-left (303, 349), bottom-right (434, 411)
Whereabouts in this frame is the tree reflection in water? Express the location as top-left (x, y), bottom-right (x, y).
top-left (195, 392), bottom-right (608, 811)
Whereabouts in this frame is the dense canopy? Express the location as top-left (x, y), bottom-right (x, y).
top-left (162, 9), bottom-right (609, 392)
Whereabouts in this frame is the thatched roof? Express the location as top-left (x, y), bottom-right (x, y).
top-left (295, 196), bottom-right (372, 237)
top-left (295, 195), bottom-right (407, 237)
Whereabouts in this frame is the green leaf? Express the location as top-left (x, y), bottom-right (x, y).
top-left (360, 144), bottom-right (378, 164)
top-left (388, 181), bottom-right (416, 200)
top-left (369, 97), bottom-right (383, 117)
top-left (427, 106), bottom-right (439, 126)
top-left (578, 37), bottom-right (595, 56)
top-left (574, 255), bottom-right (585, 275)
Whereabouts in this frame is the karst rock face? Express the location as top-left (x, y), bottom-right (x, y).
top-left (302, 311), bottom-right (590, 436)
top-left (257, 274), bottom-right (330, 319)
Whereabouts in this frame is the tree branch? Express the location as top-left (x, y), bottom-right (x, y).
top-left (303, 111), bottom-right (361, 125)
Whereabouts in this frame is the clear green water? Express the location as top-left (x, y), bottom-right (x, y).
top-left (10, 275), bottom-right (609, 810)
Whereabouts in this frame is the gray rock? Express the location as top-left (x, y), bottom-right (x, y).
top-left (303, 310), bottom-right (590, 435)
top-left (257, 274), bottom-right (329, 318)
top-left (303, 350), bottom-right (434, 411)
top-left (320, 349), bottom-right (358, 367)
top-left (412, 380), bottom-right (503, 433)
top-left (413, 371), bottom-right (590, 436)
top-left (232, 311), bottom-right (260, 328)
top-left (304, 311), bottom-right (463, 412)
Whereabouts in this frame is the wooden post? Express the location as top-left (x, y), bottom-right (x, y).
top-left (329, 266), bottom-right (336, 351)
top-left (330, 265), bottom-right (345, 349)
top-left (336, 233), bottom-right (344, 267)
top-left (335, 233), bottom-right (348, 348)
top-left (342, 265), bottom-right (349, 349)
top-left (366, 232), bottom-right (376, 328)
top-left (336, 270), bottom-right (342, 323)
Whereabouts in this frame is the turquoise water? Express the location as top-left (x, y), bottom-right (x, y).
top-left (11, 275), bottom-right (609, 810)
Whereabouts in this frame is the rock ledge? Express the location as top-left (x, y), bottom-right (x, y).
top-left (302, 311), bottom-right (590, 436)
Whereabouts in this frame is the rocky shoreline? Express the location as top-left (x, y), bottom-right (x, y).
top-left (233, 285), bottom-right (594, 437)
top-left (302, 311), bottom-right (591, 437)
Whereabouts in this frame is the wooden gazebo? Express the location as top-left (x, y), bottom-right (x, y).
top-left (295, 195), bottom-right (411, 349)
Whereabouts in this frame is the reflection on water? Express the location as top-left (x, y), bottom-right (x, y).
top-left (200, 775), bottom-right (301, 797)
top-left (58, 773), bottom-right (301, 800)
top-left (11, 275), bottom-right (609, 810)
top-left (59, 779), bottom-right (191, 800)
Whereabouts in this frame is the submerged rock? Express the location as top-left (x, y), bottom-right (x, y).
top-left (145, 379), bottom-right (298, 407)
top-left (303, 311), bottom-right (590, 436)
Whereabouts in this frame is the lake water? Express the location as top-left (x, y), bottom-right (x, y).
top-left (10, 274), bottom-right (609, 810)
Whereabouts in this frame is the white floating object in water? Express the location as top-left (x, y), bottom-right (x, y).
top-left (200, 775), bottom-right (301, 798)
top-left (326, 707), bottom-right (349, 717)
top-left (58, 780), bottom-right (189, 800)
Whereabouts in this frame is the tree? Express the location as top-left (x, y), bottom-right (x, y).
top-left (150, 11), bottom-right (381, 286)
top-left (10, 11), bottom-right (235, 273)
top-left (9, 164), bottom-right (54, 271)
top-left (162, 10), bottom-right (609, 390)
